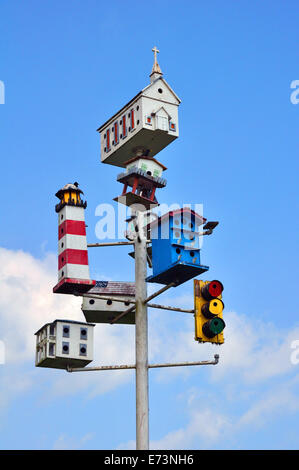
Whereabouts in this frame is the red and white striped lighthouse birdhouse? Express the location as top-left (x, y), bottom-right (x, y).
top-left (53, 182), bottom-right (96, 294)
top-left (114, 155), bottom-right (167, 210)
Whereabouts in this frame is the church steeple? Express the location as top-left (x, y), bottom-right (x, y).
top-left (150, 46), bottom-right (163, 83)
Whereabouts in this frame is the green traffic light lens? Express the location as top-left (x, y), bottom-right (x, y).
top-left (202, 318), bottom-right (226, 338)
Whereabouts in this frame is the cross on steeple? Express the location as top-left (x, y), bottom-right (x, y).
top-left (152, 46), bottom-right (160, 64)
top-left (150, 46), bottom-right (163, 82)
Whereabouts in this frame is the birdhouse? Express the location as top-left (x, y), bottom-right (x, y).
top-left (114, 155), bottom-right (167, 210)
top-left (35, 319), bottom-right (95, 369)
top-left (53, 182), bottom-right (96, 294)
top-left (146, 209), bottom-right (209, 286)
top-left (82, 281), bottom-right (136, 324)
top-left (97, 47), bottom-right (181, 168)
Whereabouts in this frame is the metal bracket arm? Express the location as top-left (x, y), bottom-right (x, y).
top-left (66, 354), bottom-right (219, 372)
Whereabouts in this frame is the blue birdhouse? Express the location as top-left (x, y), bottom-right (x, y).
top-left (146, 209), bottom-right (209, 286)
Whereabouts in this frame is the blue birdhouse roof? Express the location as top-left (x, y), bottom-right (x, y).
top-left (149, 208), bottom-right (206, 229)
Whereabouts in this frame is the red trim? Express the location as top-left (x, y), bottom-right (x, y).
top-left (150, 187), bottom-right (156, 202)
top-left (131, 109), bottom-right (135, 129)
top-left (122, 115), bottom-right (126, 137)
top-left (106, 129), bottom-right (110, 150)
top-left (132, 176), bottom-right (138, 193)
top-left (148, 209), bottom-right (206, 228)
top-left (122, 183), bottom-right (128, 196)
top-left (58, 249), bottom-right (89, 269)
top-left (58, 220), bottom-right (86, 240)
top-left (114, 121), bottom-right (118, 144)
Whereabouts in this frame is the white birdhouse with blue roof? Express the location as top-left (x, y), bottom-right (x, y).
top-left (97, 47), bottom-right (181, 168)
top-left (146, 209), bottom-right (209, 286)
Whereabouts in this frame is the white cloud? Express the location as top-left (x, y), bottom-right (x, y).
top-left (0, 247), bottom-right (135, 409)
top-left (1, 246), bottom-right (299, 451)
top-left (53, 432), bottom-right (94, 450)
top-left (146, 373), bottom-right (299, 450)
top-left (0, 247), bottom-right (82, 364)
top-left (150, 408), bottom-right (231, 450)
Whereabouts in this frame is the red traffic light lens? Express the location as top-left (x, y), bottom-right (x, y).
top-left (201, 280), bottom-right (223, 300)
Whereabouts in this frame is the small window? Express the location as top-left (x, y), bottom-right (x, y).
top-left (49, 343), bottom-right (55, 356)
top-left (63, 325), bottom-right (70, 338)
top-left (79, 344), bottom-right (87, 356)
top-left (145, 116), bottom-right (152, 125)
top-left (49, 324), bottom-right (55, 336)
top-left (62, 342), bottom-right (69, 354)
top-left (80, 328), bottom-right (88, 340)
top-left (158, 88), bottom-right (163, 94)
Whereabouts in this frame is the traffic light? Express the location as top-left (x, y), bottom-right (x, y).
top-left (194, 279), bottom-right (225, 344)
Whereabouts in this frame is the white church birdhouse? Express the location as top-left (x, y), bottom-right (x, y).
top-left (97, 47), bottom-right (181, 168)
top-left (35, 319), bottom-right (95, 369)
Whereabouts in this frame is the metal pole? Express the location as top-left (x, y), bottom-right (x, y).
top-left (134, 211), bottom-right (149, 450)
top-left (87, 241), bottom-right (135, 247)
top-left (66, 355), bottom-right (219, 373)
top-left (144, 282), bottom-right (176, 304)
top-left (148, 303), bottom-right (194, 314)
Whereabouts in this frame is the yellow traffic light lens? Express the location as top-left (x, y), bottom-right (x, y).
top-left (201, 299), bottom-right (224, 318)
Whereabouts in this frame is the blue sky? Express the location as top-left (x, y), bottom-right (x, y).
top-left (0, 0), bottom-right (298, 450)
